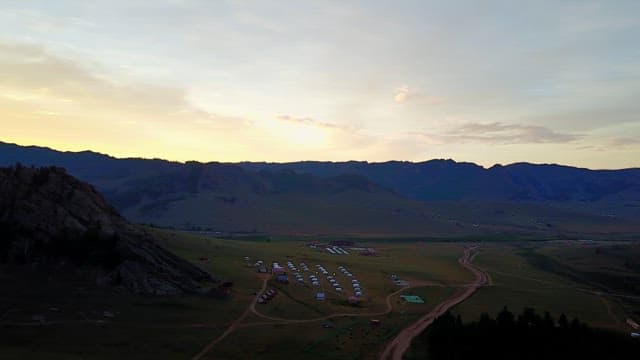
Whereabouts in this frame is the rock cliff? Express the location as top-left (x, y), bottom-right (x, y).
top-left (0, 165), bottom-right (215, 295)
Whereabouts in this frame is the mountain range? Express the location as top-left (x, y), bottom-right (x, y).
top-left (1, 141), bottom-right (639, 238)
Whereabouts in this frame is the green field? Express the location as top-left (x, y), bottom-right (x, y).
top-left (451, 242), bottom-right (639, 331)
top-left (160, 233), bottom-right (471, 359)
top-left (0, 231), bottom-right (471, 359)
top-left (2, 232), bottom-right (638, 359)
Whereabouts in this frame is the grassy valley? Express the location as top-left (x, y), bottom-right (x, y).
top-left (3, 229), bottom-right (638, 359)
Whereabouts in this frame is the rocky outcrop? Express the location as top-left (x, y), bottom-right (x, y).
top-left (0, 165), bottom-right (215, 295)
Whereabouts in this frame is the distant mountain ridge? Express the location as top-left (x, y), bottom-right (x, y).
top-left (1, 141), bottom-right (639, 237)
top-left (240, 160), bottom-right (640, 203)
top-left (239, 161), bottom-right (640, 223)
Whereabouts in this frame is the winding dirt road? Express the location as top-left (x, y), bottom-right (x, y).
top-left (249, 279), bottom-right (421, 324)
top-left (379, 246), bottom-right (488, 360)
top-left (193, 246), bottom-right (487, 360)
top-left (191, 274), bottom-right (271, 360)
top-left (193, 275), bottom-right (418, 358)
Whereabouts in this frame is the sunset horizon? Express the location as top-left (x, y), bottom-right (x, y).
top-left (3, 138), bottom-right (639, 171)
top-left (2, 1), bottom-right (639, 169)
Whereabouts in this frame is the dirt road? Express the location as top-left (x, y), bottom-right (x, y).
top-left (193, 247), bottom-right (486, 359)
top-left (249, 280), bottom-right (414, 324)
top-left (191, 274), bottom-right (270, 360)
top-left (379, 246), bottom-right (488, 360)
top-left (193, 274), bottom-right (419, 358)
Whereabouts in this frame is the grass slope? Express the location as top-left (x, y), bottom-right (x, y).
top-left (451, 242), bottom-right (639, 331)
top-left (124, 189), bottom-right (640, 239)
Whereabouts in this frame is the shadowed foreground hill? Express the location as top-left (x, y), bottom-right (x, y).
top-left (0, 165), bottom-right (215, 295)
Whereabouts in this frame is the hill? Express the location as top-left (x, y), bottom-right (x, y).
top-left (0, 165), bottom-right (215, 295)
top-left (240, 160), bottom-right (640, 220)
top-left (1, 141), bottom-right (639, 238)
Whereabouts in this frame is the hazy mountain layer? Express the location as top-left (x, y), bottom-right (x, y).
top-left (240, 161), bottom-right (640, 220)
top-left (2, 141), bottom-right (639, 238)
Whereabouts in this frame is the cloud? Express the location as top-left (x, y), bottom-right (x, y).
top-left (412, 122), bottom-right (579, 145)
top-left (0, 40), bottom-right (261, 161)
top-left (0, 40), bottom-right (243, 127)
top-left (423, 96), bottom-right (447, 105)
top-left (606, 137), bottom-right (640, 147)
top-left (393, 85), bottom-right (446, 105)
top-left (394, 86), bottom-right (409, 103)
top-left (276, 114), bottom-right (353, 131)
top-left (0, 40), bottom-right (384, 162)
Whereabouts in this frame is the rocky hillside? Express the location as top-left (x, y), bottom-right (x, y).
top-left (0, 165), bottom-right (216, 295)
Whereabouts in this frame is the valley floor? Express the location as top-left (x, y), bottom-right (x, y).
top-left (2, 232), bottom-right (638, 359)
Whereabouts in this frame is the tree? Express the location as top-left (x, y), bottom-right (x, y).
top-left (543, 311), bottom-right (555, 329)
top-left (518, 307), bottom-right (542, 328)
top-left (455, 314), bottom-right (463, 328)
top-left (496, 306), bottom-right (515, 328)
top-left (558, 313), bottom-right (569, 329)
top-left (423, 308), bottom-right (640, 360)
top-left (478, 312), bottom-right (494, 329)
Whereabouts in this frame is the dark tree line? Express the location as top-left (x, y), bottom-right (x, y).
top-left (0, 223), bottom-right (121, 269)
top-left (47, 226), bottom-right (121, 269)
top-left (419, 307), bottom-right (639, 360)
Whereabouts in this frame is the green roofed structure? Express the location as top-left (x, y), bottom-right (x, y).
top-left (400, 295), bottom-right (425, 304)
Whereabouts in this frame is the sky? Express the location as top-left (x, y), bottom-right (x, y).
top-left (1, 1), bottom-right (639, 169)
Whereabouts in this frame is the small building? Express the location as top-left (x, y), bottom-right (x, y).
top-left (218, 282), bottom-right (233, 296)
top-left (316, 292), bottom-right (326, 301)
top-left (400, 295), bottom-right (425, 304)
top-left (330, 240), bottom-right (355, 247)
top-left (322, 320), bottom-right (335, 328)
top-left (359, 250), bottom-right (376, 256)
